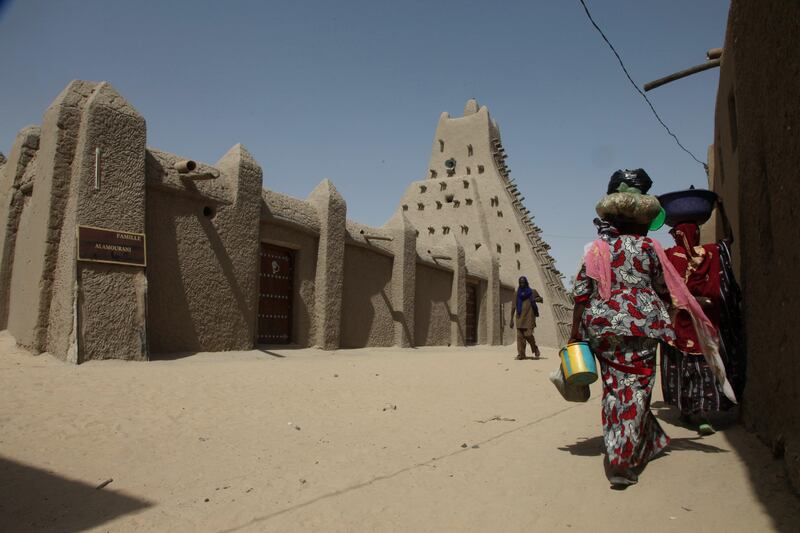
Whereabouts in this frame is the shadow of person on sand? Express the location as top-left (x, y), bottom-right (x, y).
top-left (559, 434), bottom-right (730, 492)
top-left (558, 434), bottom-right (729, 458)
top-left (558, 435), bottom-right (605, 456)
top-left (653, 401), bottom-right (741, 432)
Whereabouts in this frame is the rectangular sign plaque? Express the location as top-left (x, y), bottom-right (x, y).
top-left (77, 225), bottom-right (146, 267)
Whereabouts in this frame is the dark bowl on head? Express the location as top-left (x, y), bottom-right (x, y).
top-left (657, 188), bottom-right (718, 227)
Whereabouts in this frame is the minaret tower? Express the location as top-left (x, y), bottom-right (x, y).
top-left (394, 99), bottom-right (571, 347)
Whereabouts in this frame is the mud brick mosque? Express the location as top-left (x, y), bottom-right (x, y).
top-left (0, 82), bottom-right (570, 362)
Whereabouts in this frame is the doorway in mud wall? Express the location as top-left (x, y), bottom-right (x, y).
top-left (466, 283), bottom-right (478, 345)
top-left (258, 243), bottom-right (294, 345)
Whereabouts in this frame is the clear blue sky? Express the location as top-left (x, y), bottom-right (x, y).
top-left (0, 0), bottom-right (730, 282)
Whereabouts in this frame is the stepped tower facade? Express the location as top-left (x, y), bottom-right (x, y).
top-left (395, 99), bottom-right (571, 347)
top-left (2, 84), bottom-right (570, 362)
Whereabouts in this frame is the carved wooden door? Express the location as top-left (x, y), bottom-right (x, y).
top-left (466, 284), bottom-right (478, 345)
top-left (258, 244), bottom-right (294, 344)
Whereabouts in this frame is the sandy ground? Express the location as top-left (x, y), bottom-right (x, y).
top-left (1, 332), bottom-right (798, 533)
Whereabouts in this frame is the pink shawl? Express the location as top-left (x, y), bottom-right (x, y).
top-left (583, 237), bottom-right (736, 403)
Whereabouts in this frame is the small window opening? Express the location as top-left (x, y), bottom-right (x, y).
top-left (203, 206), bottom-right (216, 218)
top-left (477, 165), bottom-right (485, 174)
top-left (439, 139), bottom-right (445, 152)
top-left (515, 243), bottom-right (521, 253)
top-left (402, 204), bottom-right (409, 211)
top-left (490, 196), bottom-right (499, 207)
top-left (418, 203), bottom-right (425, 210)
top-left (497, 211), bottom-right (503, 218)
top-left (461, 225), bottom-right (469, 234)
top-left (466, 167), bottom-right (471, 175)
top-left (428, 226), bottom-right (435, 234)
top-left (436, 201), bottom-right (443, 209)
top-left (463, 180), bottom-right (469, 189)
top-left (445, 194), bottom-right (454, 203)
top-left (467, 144), bottom-right (473, 156)
top-left (475, 243), bottom-right (482, 250)
top-left (517, 260), bottom-right (521, 270)
top-left (440, 181), bottom-right (447, 191)
top-left (429, 170), bottom-right (437, 179)
top-left (453, 200), bottom-right (460, 208)
top-left (465, 198), bottom-right (473, 206)
top-left (496, 244), bottom-right (502, 254)
top-left (442, 226), bottom-right (450, 235)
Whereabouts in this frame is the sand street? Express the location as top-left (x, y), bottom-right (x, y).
top-left (1, 333), bottom-right (797, 532)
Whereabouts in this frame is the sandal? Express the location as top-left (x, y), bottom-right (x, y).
top-left (609, 470), bottom-right (638, 488)
top-left (698, 422), bottom-right (716, 436)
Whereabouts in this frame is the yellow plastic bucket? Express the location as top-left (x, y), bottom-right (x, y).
top-left (559, 341), bottom-right (598, 386)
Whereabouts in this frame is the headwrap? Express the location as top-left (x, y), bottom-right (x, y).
top-left (665, 222), bottom-right (723, 353)
top-left (669, 223), bottom-right (720, 288)
top-left (595, 169), bottom-right (662, 225)
top-left (516, 276), bottom-right (539, 316)
top-left (593, 217), bottom-right (618, 240)
top-left (607, 168), bottom-right (653, 194)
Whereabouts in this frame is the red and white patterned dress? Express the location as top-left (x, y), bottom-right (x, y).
top-left (573, 234), bottom-right (675, 469)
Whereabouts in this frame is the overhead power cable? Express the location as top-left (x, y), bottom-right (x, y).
top-left (577, 0), bottom-right (708, 172)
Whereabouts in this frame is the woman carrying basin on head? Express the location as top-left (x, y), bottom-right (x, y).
top-left (658, 190), bottom-right (745, 435)
top-left (569, 169), bottom-right (736, 488)
top-left (569, 169), bottom-right (676, 487)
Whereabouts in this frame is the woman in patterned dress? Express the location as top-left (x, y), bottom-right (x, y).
top-left (660, 200), bottom-right (745, 434)
top-left (569, 170), bottom-right (736, 488)
top-left (570, 173), bottom-right (673, 487)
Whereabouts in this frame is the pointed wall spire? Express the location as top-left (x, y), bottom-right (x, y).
top-left (464, 98), bottom-right (479, 116)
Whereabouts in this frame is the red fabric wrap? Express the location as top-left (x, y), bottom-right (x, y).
top-left (665, 223), bottom-right (722, 355)
top-left (602, 357), bottom-right (655, 376)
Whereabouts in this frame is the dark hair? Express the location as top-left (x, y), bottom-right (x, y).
top-left (610, 217), bottom-right (649, 236)
top-left (607, 168), bottom-right (653, 194)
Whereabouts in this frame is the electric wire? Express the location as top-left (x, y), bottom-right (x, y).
top-left (577, 0), bottom-right (708, 171)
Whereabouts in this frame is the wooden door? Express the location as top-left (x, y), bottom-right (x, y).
top-left (466, 284), bottom-right (478, 345)
top-left (258, 243), bottom-right (294, 344)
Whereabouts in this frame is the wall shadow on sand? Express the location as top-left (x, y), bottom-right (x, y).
top-left (656, 401), bottom-right (800, 532)
top-left (559, 404), bottom-right (800, 532)
top-left (0, 456), bottom-right (151, 532)
top-left (718, 425), bottom-right (800, 533)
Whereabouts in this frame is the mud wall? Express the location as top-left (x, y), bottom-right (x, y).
top-left (414, 263), bottom-right (453, 346)
top-left (6, 82), bottom-right (94, 353)
top-left (0, 126), bottom-right (40, 330)
top-left (716, 0), bottom-right (800, 491)
top-left (145, 146), bottom-right (262, 355)
top-left (341, 245), bottom-right (394, 348)
top-left (500, 286), bottom-right (516, 346)
top-left (146, 189), bottom-right (226, 354)
top-left (474, 280), bottom-right (487, 345)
